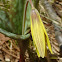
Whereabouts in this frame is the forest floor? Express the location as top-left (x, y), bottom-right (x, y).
top-left (0, 0), bottom-right (62, 62)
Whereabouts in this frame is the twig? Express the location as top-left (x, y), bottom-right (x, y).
top-left (40, 14), bottom-right (59, 25)
top-left (5, 42), bottom-right (19, 55)
top-left (2, 48), bottom-right (19, 59)
top-left (10, 40), bottom-right (20, 52)
top-left (0, 41), bottom-right (6, 45)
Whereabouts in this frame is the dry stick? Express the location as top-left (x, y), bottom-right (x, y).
top-left (2, 48), bottom-right (19, 59)
top-left (52, 44), bottom-right (60, 55)
top-left (0, 37), bottom-right (10, 46)
top-left (10, 40), bottom-right (20, 52)
top-left (0, 41), bottom-right (6, 45)
top-left (52, 42), bottom-right (59, 52)
top-left (2, 42), bottom-right (19, 59)
top-left (40, 14), bottom-right (60, 25)
top-left (3, 41), bottom-right (19, 56)
top-left (4, 42), bottom-right (16, 55)
top-left (5, 42), bottom-right (19, 55)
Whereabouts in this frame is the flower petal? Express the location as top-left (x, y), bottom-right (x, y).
top-left (30, 9), bottom-right (45, 58)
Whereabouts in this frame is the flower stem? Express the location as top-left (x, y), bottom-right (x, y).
top-left (28, 0), bottom-right (34, 8)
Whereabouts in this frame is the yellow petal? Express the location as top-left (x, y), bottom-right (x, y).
top-left (36, 8), bottom-right (53, 54)
top-left (45, 43), bottom-right (47, 57)
top-left (30, 8), bottom-right (45, 58)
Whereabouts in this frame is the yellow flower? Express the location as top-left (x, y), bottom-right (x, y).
top-left (30, 8), bottom-right (53, 58)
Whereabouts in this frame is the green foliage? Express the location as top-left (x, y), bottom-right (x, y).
top-left (0, 9), bottom-right (13, 32)
top-left (0, 0), bottom-right (27, 35)
top-left (0, 0), bottom-right (40, 39)
top-left (9, 0), bottom-right (26, 34)
top-left (24, 3), bottom-right (31, 34)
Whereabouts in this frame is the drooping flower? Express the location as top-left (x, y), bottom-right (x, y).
top-left (30, 8), bottom-right (53, 58)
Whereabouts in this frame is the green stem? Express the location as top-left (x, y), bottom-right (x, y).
top-left (28, 0), bottom-right (34, 8)
top-left (0, 28), bottom-right (30, 40)
top-left (22, 0), bottom-right (29, 35)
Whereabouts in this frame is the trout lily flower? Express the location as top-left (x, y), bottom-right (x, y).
top-left (30, 8), bottom-right (53, 58)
